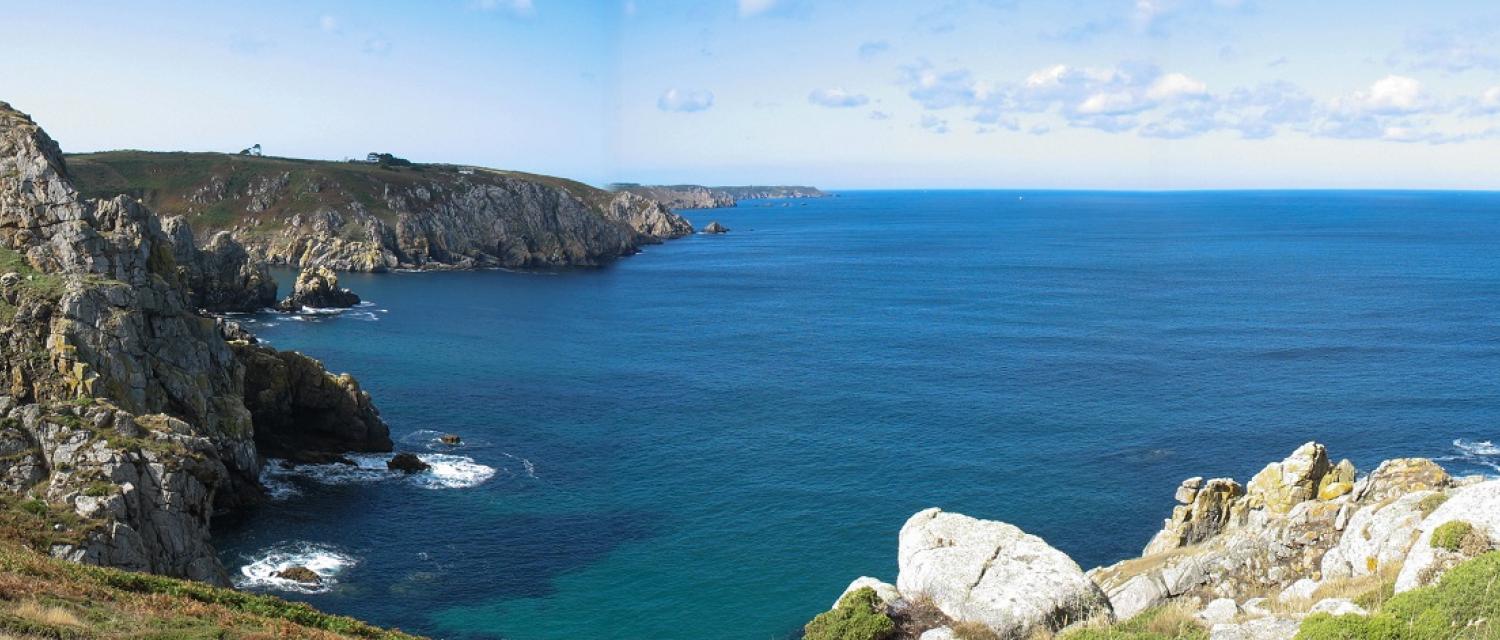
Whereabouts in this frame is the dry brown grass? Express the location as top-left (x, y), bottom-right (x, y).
top-left (10, 600), bottom-right (81, 627)
top-left (952, 620), bottom-right (1003, 640)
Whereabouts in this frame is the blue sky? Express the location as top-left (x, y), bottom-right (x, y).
top-left (3, 1), bottom-right (1500, 188)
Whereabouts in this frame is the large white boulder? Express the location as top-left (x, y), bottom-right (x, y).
top-left (1395, 480), bottom-right (1500, 592)
top-left (896, 508), bottom-right (1111, 637)
top-left (1320, 490), bottom-right (1436, 579)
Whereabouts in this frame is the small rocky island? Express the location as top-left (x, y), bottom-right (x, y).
top-left (812, 443), bottom-right (1500, 640)
top-left (277, 265), bottom-right (360, 310)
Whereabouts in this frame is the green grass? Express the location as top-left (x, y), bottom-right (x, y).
top-left (1296, 552), bottom-right (1500, 640)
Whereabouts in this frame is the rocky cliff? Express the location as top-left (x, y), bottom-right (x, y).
top-left (611, 183), bottom-right (826, 210)
top-left (67, 152), bottom-right (693, 272)
top-left (818, 444), bottom-right (1499, 640)
top-left (0, 101), bottom-right (391, 586)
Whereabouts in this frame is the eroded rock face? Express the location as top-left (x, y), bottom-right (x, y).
top-left (1245, 442), bottom-right (1331, 514)
top-left (1354, 458), bottom-right (1450, 503)
top-left (0, 101), bottom-right (391, 584)
top-left (897, 508), bottom-right (1111, 637)
top-left (277, 265), bottom-right (359, 311)
top-left (703, 221), bottom-right (729, 234)
top-left (0, 402), bottom-right (230, 584)
top-left (163, 218), bottom-right (277, 312)
top-left (1395, 480), bottom-right (1500, 592)
top-left (233, 343), bottom-right (391, 457)
top-left (1320, 489), bottom-right (1436, 580)
top-left (603, 191), bottom-right (694, 239)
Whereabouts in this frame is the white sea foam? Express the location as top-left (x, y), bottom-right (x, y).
top-left (413, 453), bottom-right (497, 489)
top-left (235, 542), bottom-right (357, 594)
top-left (261, 452), bottom-right (496, 491)
top-left (1447, 438), bottom-right (1500, 474)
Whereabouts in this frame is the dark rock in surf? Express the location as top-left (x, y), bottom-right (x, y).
top-left (388, 452), bottom-right (430, 474)
top-left (703, 221), bottom-right (729, 234)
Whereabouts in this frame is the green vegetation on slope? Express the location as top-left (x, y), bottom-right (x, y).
top-left (804, 587), bottom-right (896, 640)
top-left (1059, 603), bottom-right (1208, 640)
top-left (1296, 552), bottom-right (1500, 640)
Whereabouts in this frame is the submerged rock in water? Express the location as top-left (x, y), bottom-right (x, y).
top-left (277, 265), bottom-right (360, 311)
top-left (703, 221), bottom-right (729, 234)
top-left (440, 433), bottom-right (462, 446)
top-left (274, 566), bottom-right (321, 585)
top-left (388, 452), bottom-right (430, 474)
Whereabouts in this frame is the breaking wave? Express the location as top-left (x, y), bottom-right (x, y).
top-left (234, 542), bottom-right (357, 594)
top-left (260, 452), bottom-right (497, 497)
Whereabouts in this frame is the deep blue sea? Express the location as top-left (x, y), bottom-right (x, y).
top-left (213, 191), bottom-right (1500, 640)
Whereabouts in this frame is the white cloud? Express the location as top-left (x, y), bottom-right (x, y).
top-left (808, 88), bottom-right (869, 108)
top-left (1337, 75), bottom-right (1428, 115)
top-left (869, 110), bottom-right (891, 120)
top-left (1145, 73), bottom-right (1208, 101)
top-left (362, 36), bottom-right (392, 55)
top-left (319, 15), bottom-right (339, 33)
top-left (738, 0), bottom-right (777, 17)
top-left (658, 89), bottom-right (715, 112)
top-left (920, 114), bottom-right (950, 134)
top-left (1483, 87), bottom-right (1500, 112)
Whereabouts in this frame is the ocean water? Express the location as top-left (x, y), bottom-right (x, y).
top-left (213, 191), bottom-right (1500, 640)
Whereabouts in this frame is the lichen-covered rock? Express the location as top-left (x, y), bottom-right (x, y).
top-left (1395, 480), bottom-right (1500, 592)
top-left (1245, 442), bottom-right (1331, 514)
top-left (277, 265), bottom-right (359, 310)
top-left (1320, 489), bottom-right (1436, 579)
top-left (1198, 598), bottom-right (1239, 624)
top-left (1144, 477), bottom-right (1245, 555)
top-left (897, 508), bottom-right (1111, 637)
top-left (1316, 459), bottom-right (1356, 501)
top-left (1207, 616), bottom-right (1299, 640)
top-left (1353, 458), bottom-right (1449, 503)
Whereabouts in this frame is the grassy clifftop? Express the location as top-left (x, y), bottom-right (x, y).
top-left (66, 151), bottom-right (608, 230)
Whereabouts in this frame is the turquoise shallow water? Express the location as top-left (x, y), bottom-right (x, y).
top-left (214, 191), bottom-right (1500, 639)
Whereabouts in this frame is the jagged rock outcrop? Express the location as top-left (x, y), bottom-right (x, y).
top-left (277, 265), bottom-right (359, 311)
top-left (603, 191), bottom-right (694, 239)
top-left (232, 342), bottom-right (390, 458)
top-left (703, 221), bottom-right (729, 234)
top-left (162, 217), bottom-right (277, 312)
top-left (896, 508), bottom-right (1112, 637)
top-left (0, 101), bottom-right (391, 585)
top-left (68, 153), bottom-right (696, 271)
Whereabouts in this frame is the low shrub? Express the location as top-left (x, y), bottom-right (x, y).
top-left (1296, 551), bottom-right (1500, 640)
top-left (1431, 521), bottom-right (1474, 552)
top-left (804, 587), bottom-right (896, 640)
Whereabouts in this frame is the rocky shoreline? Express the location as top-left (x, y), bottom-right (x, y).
top-left (610, 183), bottom-right (826, 210)
top-left (0, 101), bottom-right (404, 589)
top-left (66, 152), bottom-right (695, 272)
top-left (814, 443), bottom-right (1497, 640)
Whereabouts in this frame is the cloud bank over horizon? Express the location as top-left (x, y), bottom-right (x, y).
top-left (4, 1), bottom-right (1500, 188)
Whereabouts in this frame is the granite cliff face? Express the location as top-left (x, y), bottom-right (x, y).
top-left (820, 445), bottom-right (1497, 640)
top-left (68, 152), bottom-right (693, 272)
top-left (611, 183), bottom-right (826, 210)
top-left (0, 101), bottom-right (390, 585)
